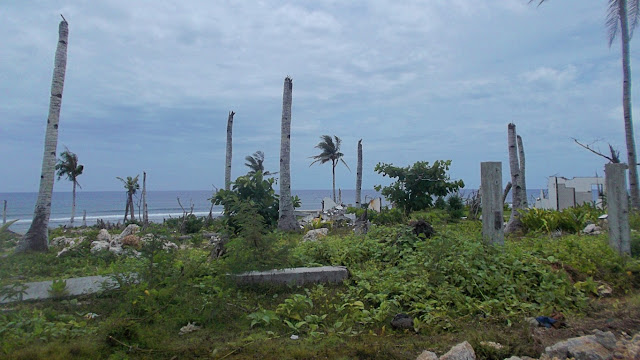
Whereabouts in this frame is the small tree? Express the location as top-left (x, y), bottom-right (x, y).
top-left (374, 160), bottom-right (464, 215)
top-left (116, 175), bottom-right (140, 222)
top-left (55, 148), bottom-right (83, 225)
top-left (213, 172), bottom-right (281, 231)
top-left (310, 135), bottom-right (350, 202)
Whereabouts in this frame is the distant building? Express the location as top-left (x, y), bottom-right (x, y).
top-left (534, 176), bottom-right (604, 210)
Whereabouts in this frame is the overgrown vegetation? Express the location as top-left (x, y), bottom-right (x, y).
top-left (1, 203), bottom-right (640, 359)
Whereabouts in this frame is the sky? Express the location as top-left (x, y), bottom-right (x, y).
top-left (2, 1), bottom-right (639, 193)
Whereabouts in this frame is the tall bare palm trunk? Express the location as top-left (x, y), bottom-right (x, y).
top-left (619, 0), bottom-right (640, 208)
top-left (517, 135), bottom-right (527, 208)
top-left (278, 77), bottom-right (299, 230)
top-left (332, 161), bottom-right (337, 202)
top-left (71, 181), bottom-right (76, 224)
top-left (129, 193), bottom-right (135, 221)
top-left (142, 172), bottom-right (148, 225)
top-left (505, 123), bottom-right (524, 234)
top-left (356, 139), bottom-right (363, 207)
top-left (17, 19), bottom-right (69, 252)
top-left (225, 111), bottom-right (235, 191)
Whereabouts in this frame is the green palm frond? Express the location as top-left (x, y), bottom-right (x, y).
top-left (55, 147), bottom-right (83, 188)
top-left (116, 175), bottom-right (140, 194)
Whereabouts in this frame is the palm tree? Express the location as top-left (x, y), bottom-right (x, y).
top-left (117, 175), bottom-right (140, 222)
top-left (278, 76), bottom-right (299, 230)
top-left (533, 0), bottom-right (640, 208)
top-left (245, 151), bottom-right (278, 176)
top-left (17, 17), bottom-right (69, 253)
top-left (55, 147), bottom-right (83, 225)
top-left (310, 135), bottom-right (351, 202)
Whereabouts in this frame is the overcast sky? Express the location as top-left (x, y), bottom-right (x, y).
top-left (2, 1), bottom-right (638, 192)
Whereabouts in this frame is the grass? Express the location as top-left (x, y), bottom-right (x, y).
top-left (1, 212), bottom-right (640, 359)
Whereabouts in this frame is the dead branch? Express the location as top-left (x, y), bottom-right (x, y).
top-left (572, 138), bottom-right (619, 163)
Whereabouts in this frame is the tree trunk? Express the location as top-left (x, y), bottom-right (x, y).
top-left (70, 180), bottom-right (76, 224)
top-left (142, 171), bottom-right (148, 226)
top-left (225, 111), bottom-right (235, 191)
top-left (17, 19), bottom-right (69, 253)
top-left (332, 160), bottom-right (337, 202)
top-left (278, 77), bottom-right (299, 230)
top-left (503, 182), bottom-right (512, 204)
top-left (356, 139), bottom-right (362, 207)
top-left (619, 1), bottom-right (640, 209)
top-left (517, 135), bottom-right (527, 208)
top-left (505, 123), bottom-right (524, 234)
top-left (129, 193), bottom-right (135, 221)
top-left (123, 196), bottom-right (129, 223)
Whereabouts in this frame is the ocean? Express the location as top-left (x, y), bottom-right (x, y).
top-left (1, 189), bottom-right (553, 235)
top-left (0, 189), bottom-right (386, 235)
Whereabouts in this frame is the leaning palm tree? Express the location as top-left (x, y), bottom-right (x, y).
top-left (116, 175), bottom-right (140, 222)
top-left (16, 17), bottom-right (69, 253)
top-left (533, 0), bottom-right (640, 208)
top-left (245, 151), bottom-right (278, 176)
top-left (310, 135), bottom-right (351, 202)
top-left (55, 148), bottom-right (83, 225)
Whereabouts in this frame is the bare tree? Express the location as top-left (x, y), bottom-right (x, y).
top-left (17, 17), bottom-right (69, 252)
top-left (517, 135), bottom-right (528, 207)
top-left (225, 111), bottom-right (235, 191)
top-left (356, 139), bottom-right (363, 207)
top-left (278, 77), bottom-right (299, 230)
top-left (505, 123), bottom-right (525, 234)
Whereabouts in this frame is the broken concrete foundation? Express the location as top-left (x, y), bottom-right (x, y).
top-left (234, 266), bottom-right (349, 286)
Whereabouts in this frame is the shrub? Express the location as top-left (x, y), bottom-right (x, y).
top-left (446, 194), bottom-right (465, 220)
top-left (518, 204), bottom-right (604, 234)
top-left (374, 160), bottom-right (464, 214)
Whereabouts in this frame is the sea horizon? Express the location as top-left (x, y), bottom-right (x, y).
top-left (0, 189), bottom-right (389, 235)
top-left (1, 189), bottom-right (550, 235)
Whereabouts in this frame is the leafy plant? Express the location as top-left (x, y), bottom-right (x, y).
top-left (48, 279), bottom-right (69, 298)
top-left (374, 160), bottom-right (464, 215)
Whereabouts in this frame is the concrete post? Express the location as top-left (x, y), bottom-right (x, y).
top-left (2, 200), bottom-right (6, 225)
top-left (605, 163), bottom-right (631, 255)
top-left (481, 162), bottom-right (504, 245)
top-left (82, 210), bottom-right (87, 227)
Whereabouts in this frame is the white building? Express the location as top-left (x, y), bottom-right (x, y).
top-left (534, 176), bottom-right (604, 210)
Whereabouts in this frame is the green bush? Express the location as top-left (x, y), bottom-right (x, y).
top-left (374, 160), bottom-right (464, 214)
top-left (446, 194), bottom-right (465, 220)
top-left (518, 204), bottom-right (604, 234)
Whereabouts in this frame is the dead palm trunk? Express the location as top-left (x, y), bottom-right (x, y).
top-left (17, 18), bottom-right (69, 252)
top-left (517, 135), bottom-right (527, 208)
top-left (70, 180), bottom-right (76, 224)
top-left (355, 139), bottom-right (363, 207)
top-left (123, 196), bottom-right (129, 223)
top-left (619, 1), bottom-right (640, 209)
top-left (278, 77), bottom-right (299, 230)
top-left (505, 123), bottom-right (524, 234)
top-left (142, 171), bottom-right (148, 226)
top-left (129, 192), bottom-right (135, 221)
top-left (332, 160), bottom-right (337, 202)
top-left (225, 111), bottom-right (235, 191)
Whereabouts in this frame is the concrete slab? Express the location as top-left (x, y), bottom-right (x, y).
top-left (234, 266), bottom-right (349, 286)
top-left (0, 274), bottom-right (131, 304)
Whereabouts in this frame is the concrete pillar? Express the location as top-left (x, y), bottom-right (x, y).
top-left (2, 200), bottom-right (6, 225)
top-left (481, 162), bottom-right (504, 245)
top-left (605, 163), bottom-right (631, 255)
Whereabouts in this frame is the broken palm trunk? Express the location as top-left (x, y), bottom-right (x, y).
top-left (505, 123), bottom-right (526, 234)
